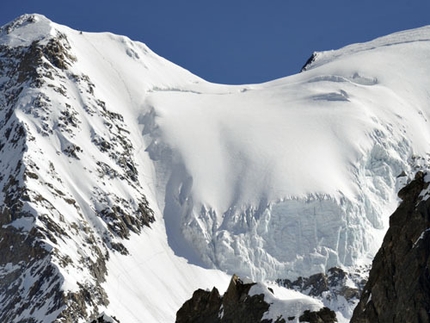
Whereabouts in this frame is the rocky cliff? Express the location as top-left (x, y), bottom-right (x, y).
top-left (350, 171), bottom-right (430, 322)
top-left (0, 14), bottom-right (154, 322)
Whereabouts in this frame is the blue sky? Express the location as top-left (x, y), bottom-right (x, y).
top-left (2, 1), bottom-right (430, 84)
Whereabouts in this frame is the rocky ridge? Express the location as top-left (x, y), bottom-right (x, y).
top-left (176, 275), bottom-right (271, 323)
top-left (0, 14), bottom-right (154, 322)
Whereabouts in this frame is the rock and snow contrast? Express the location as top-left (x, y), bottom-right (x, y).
top-left (177, 274), bottom-right (337, 323)
top-left (1, 13), bottom-right (430, 322)
top-left (350, 171), bottom-right (430, 322)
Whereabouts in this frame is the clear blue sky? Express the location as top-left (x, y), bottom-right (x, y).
top-left (2, 1), bottom-right (430, 84)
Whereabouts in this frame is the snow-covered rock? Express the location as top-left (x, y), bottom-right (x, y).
top-left (1, 13), bottom-right (430, 322)
top-left (0, 14), bottom-right (227, 322)
top-left (176, 274), bottom-right (335, 323)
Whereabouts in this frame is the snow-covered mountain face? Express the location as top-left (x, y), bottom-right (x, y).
top-left (0, 14), bottom-right (231, 323)
top-left (146, 25), bottom-right (430, 281)
top-left (0, 14), bottom-right (158, 322)
top-left (1, 13), bottom-right (430, 322)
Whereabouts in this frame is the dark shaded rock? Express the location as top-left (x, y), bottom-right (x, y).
top-left (277, 266), bottom-right (364, 302)
top-left (299, 307), bottom-right (337, 323)
top-left (350, 171), bottom-right (430, 323)
top-left (176, 287), bottom-right (222, 323)
top-left (176, 274), bottom-right (269, 323)
top-left (300, 52), bottom-right (318, 72)
top-left (91, 313), bottom-right (120, 323)
top-left (177, 275), bottom-right (337, 323)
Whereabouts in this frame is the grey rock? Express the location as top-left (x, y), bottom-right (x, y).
top-left (176, 274), bottom-right (269, 323)
top-left (350, 171), bottom-right (430, 323)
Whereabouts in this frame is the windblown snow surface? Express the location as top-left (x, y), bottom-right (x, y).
top-left (2, 14), bottom-right (430, 322)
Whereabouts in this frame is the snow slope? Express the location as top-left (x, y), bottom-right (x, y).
top-left (145, 25), bottom-right (430, 280)
top-left (1, 13), bottom-right (430, 322)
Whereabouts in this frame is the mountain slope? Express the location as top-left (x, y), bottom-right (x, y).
top-left (1, 13), bottom-right (430, 322)
top-left (0, 14), bottom-right (229, 322)
top-left (145, 24), bottom-right (430, 280)
top-left (0, 14), bottom-right (157, 322)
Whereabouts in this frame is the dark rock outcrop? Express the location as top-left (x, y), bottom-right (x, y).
top-left (176, 287), bottom-right (223, 323)
top-left (299, 307), bottom-right (337, 323)
top-left (176, 274), bottom-right (270, 323)
top-left (300, 52), bottom-right (318, 72)
top-left (350, 171), bottom-right (430, 323)
top-left (176, 274), bottom-right (337, 323)
top-left (277, 267), bottom-right (365, 302)
top-left (91, 313), bottom-right (120, 323)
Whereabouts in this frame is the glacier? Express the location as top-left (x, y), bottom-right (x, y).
top-left (1, 13), bottom-right (430, 322)
top-left (143, 25), bottom-right (430, 281)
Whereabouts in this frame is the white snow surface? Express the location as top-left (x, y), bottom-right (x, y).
top-left (250, 283), bottom-right (323, 323)
top-left (2, 13), bottom-right (430, 322)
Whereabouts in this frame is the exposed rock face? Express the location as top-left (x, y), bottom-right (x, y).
top-left (91, 313), bottom-right (120, 323)
top-left (176, 275), bottom-right (337, 323)
top-left (350, 171), bottom-right (430, 323)
top-left (300, 52), bottom-right (318, 72)
top-left (177, 287), bottom-right (223, 323)
top-left (277, 267), bottom-right (365, 301)
top-left (277, 266), bottom-right (367, 320)
top-left (176, 274), bottom-right (270, 323)
top-left (299, 308), bottom-right (337, 323)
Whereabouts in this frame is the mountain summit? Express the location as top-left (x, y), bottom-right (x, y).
top-left (1, 13), bottom-right (430, 322)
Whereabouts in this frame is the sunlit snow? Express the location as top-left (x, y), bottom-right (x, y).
top-left (2, 13), bottom-right (430, 322)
